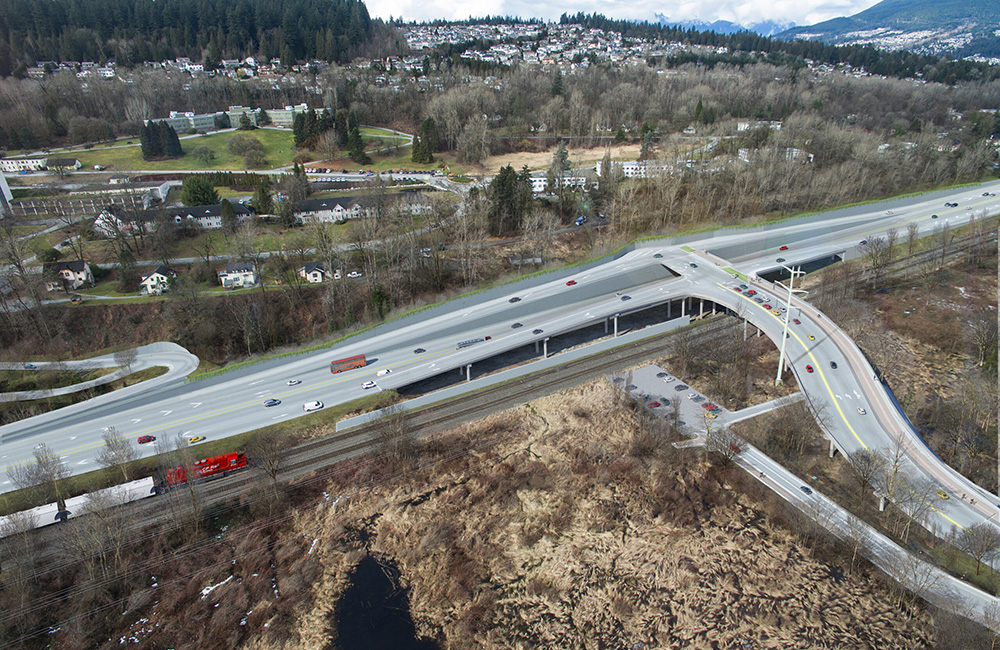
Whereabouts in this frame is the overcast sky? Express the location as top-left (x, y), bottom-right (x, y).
top-left (366, 0), bottom-right (883, 28)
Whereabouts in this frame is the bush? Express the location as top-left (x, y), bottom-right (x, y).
top-left (36, 247), bottom-right (61, 263)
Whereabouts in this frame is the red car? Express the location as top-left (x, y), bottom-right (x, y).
top-left (732, 287), bottom-right (741, 292)
top-left (747, 290), bottom-right (756, 296)
top-left (805, 365), bottom-right (814, 373)
top-left (138, 435), bottom-right (156, 444)
top-left (566, 280), bottom-right (577, 286)
top-left (779, 245), bottom-right (789, 251)
top-left (762, 304), bottom-right (771, 309)
top-left (647, 401), bottom-right (661, 408)
top-left (792, 318), bottom-right (801, 325)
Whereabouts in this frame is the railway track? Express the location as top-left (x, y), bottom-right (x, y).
top-left (15, 316), bottom-right (737, 591)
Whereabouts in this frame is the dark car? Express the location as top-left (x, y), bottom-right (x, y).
top-left (414, 348), bottom-right (426, 354)
top-left (653, 253), bottom-right (663, 258)
top-left (931, 214), bottom-right (938, 219)
top-left (620, 295), bottom-right (631, 301)
top-left (137, 435), bottom-right (156, 444)
top-left (799, 486), bottom-right (813, 495)
top-left (776, 257), bottom-right (785, 263)
top-left (689, 263), bottom-right (698, 268)
top-left (656, 372), bottom-right (668, 378)
top-left (674, 384), bottom-right (689, 391)
top-left (830, 361), bottom-right (838, 369)
top-left (511, 322), bottom-right (523, 329)
top-left (264, 398), bottom-right (281, 407)
top-left (23, 363), bottom-right (37, 370)
top-left (509, 297), bottom-right (521, 303)
top-left (532, 328), bottom-right (544, 335)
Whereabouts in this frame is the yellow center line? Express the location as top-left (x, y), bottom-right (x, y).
top-left (718, 282), bottom-right (970, 531)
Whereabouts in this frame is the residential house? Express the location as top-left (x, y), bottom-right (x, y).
top-left (93, 206), bottom-right (153, 238)
top-left (218, 261), bottom-right (259, 288)
top-left (139, 265), bottom-right (176, 295)
top-left (46, 158), bottom-right (82, 172)
top-left (45, 260), bottom-right (94, 291)
top-left (294, 197), bottom-right (371, 224)
top-left (167, 203), bottom-right (252, 230)
top-left (0, 156), bottom-right (47, 173)
top-left (298, 261), bottom-right (329, 283)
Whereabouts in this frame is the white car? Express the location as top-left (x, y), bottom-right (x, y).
top-left (376, 369), bottom-right (392, 377)
top-left (303, 401), bottom-right (324, 412)
top-left (687, 393), bottom-right (696, 399)
top-left (663, 376), bottom-right (675, 383)
top-left (857, 407), bottom-right (867, 415)
top-left (361, 380), bottom-right (378, 390)
top-left (347, 271), bottom-right (362, 278)
top-left (286, 379), bottom-right (301, 386)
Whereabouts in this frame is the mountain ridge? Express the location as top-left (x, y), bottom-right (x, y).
top-left (776, 0), bottom-right (1000, 58)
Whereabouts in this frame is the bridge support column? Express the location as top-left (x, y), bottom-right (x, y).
top-left (828, 437), bottom-right (838, 458)
top-left (699, 300), bottom-right (704, 319)
top-left (535, 340), bottom-right (540, 354)
top-left (604, 317), bottom-right (609, 333)
top-left (667, 300), bottom-right (671, 319)
top-left (743, 319), bottom-right (748, 341)
top-left (466, 364), bottom-right (472, 382)
top-left (613, 315), bottom-right (619, 338)
top-left (681, 299), bottom-right (686, 317)
top-left (879, 496), bottom-right (887, 512)
top-left (543, 338), bottom-right (549, 359)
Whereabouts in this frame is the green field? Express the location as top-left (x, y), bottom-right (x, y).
top-left (68, 129), bottom-right (298, 172)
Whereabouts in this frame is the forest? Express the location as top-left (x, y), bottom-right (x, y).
top-left (0, 0), bottom-right (377, 76)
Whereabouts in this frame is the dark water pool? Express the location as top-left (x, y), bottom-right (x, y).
top-left (330, 554), bottom-right (440, 650)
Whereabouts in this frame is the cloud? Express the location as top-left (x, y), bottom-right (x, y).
top-left (366, 0), bottom-right (883, 29)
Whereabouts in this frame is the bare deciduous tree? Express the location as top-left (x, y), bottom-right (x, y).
top-left (373, 401), bottom-right (415, 470)
top-left (246, 429), bottom-right (295, 500)
top-left (8, 443), bottom-right (71, 517)
top-left (847, 447), bottom-right (885, 503)
top-left (113, 346), bottom-right (138, 378)
top-left (859, 236), bottom-right (892, 289)
top-left (957, 523), bottom-right (1000, 576)
top-left (95, 426), bottom-right (138, 482)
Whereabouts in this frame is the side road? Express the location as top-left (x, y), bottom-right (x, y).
top-left (0, 342), bottom-right (199, 402)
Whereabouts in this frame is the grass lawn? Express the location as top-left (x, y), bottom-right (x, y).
top-left (70, 129), bottom-right (298, 172)
top-left (360, 126), bottom-right (407, 138)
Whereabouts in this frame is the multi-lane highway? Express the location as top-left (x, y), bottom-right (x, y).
top-left (1, 179), bottom-right (998, 539)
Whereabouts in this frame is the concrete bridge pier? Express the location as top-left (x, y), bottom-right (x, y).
top-left (543, 338), bottom-right (549, 359)
top-left (466, 364), bottom-right (472, 382)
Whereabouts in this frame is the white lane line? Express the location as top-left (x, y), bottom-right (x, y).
top-left (190, 402), bottom-right (202, 409)
top-left (249, 379), bottom-right (265, 386)
top-left (160, 410), bottom-right (172, 416)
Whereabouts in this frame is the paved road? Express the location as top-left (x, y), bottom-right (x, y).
top-left (0, 343), bottom-right (198, 402)
top-left (0, 181), bottom-right (998, 537)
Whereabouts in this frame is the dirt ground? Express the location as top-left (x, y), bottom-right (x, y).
top-left (263, 380), bottom-right (936, 649)
top-left (484, 143), bottom-right (642, 174)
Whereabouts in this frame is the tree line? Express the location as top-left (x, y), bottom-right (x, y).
top-left (0, 0), bottom-right (375, 77)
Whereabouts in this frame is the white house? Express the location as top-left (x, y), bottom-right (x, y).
top-left (139, 265), bottom-right (176, 295)
top-left (294, 197), bottom-right (371, 224)
top-left (93, 207), bottom-right (153, 238)
top-left (0, 172), bottom-right (11, 218)
top-left (167, 202), bottom-right (252, 230)
top-left (298, 261), bottom-right (329, 283)
top-left (218, 261), bottom-right (258, 288)
top-left (0, 156), bottom-right (47, 173)
top-left (46, 260), bottom-right (93, 291)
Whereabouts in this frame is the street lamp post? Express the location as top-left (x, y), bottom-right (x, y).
top-left (775, 264), bottom-right (807, 386)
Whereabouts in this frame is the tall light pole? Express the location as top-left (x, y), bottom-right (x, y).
top-left (775, 264), bottom-right (807, 386)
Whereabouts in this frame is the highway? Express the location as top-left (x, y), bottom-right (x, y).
top-left (0, 180), bottom-right (998, 546)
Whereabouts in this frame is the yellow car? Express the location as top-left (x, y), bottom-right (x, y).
top-left (808, 335), bottom-right (815, 341)
top-left (187, 436), bottom-right (206, 445)
top-left (771, 310), bottom-right (781, 316)
top-left (705, 413), bottom-right (717, 420)
top-left (935, 489), bottom-right (949, 500)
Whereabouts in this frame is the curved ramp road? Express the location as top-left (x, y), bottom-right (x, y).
top-left (0, 343), bottom-right (199, 402)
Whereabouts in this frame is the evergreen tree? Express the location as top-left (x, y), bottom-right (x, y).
top-left (318, 109), bottom-right (334, 134)
top-left (335, 110), bottom-right (349, 147)
top-left (251, 183), bottom-right (273, 214)
top-left (214, 113), bottom-right (231, 130)
top-left (140, 121), bottom-right (162, 160)
top-left (304, 109), bottom-right (318, 138)
top-left (551, 69), bottom-right (563, 97)
top-left (486, 165), bottom-right (532, 236)
top-left (257, 109), bottom-right (271, 126)
top-left (180, 175), bottom-right (220, 206)
top-left (158, 121), bottom-right (182, 157)
top-left (219, 198), bottom-right (238, 232)
top-left (347, 128), bottom-right (370, 165)
top-left (292, 113), bottom-right (306, 146)
top-left (238, 112), bottom-right (256, 131)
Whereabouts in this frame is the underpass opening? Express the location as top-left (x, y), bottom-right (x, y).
top-left (758, 253), bottom-right (843, 283)
top-left (396, 297), bottom-right (711, 397)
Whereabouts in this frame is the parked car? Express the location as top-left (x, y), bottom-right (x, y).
top-left (347, 271), bottom-right (362, 278)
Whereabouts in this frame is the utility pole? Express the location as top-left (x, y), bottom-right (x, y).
top-left (775, 264), bottom-right (807, 386)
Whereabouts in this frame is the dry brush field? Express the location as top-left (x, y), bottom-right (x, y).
top-left (261, 380), bottom-right (939, 649)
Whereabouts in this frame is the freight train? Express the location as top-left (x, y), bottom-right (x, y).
top-left (0, 452), bottom-right (250, 538)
